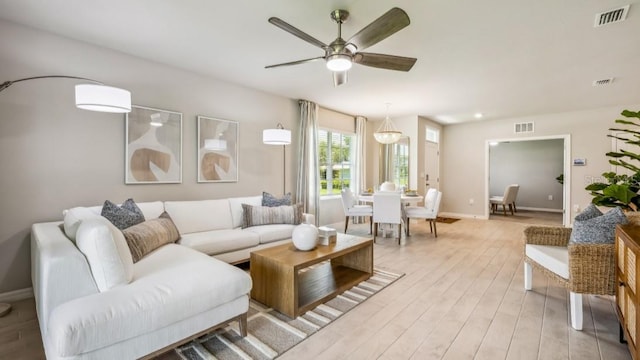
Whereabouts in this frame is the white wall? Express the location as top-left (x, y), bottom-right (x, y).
top-left (441, 105), bottom-right (640, 219)
top-left (0, 21), bottom-right (298, 293)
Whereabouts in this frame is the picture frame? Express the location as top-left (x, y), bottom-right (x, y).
top-left (197, 116), bottom-right (239, 182)
top-left (125, 105), bottom-right (183, 184)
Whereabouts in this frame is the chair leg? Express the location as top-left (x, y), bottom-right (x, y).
top-left (509, 204), bottom-right (514, 215)
top-left (524, 262), bottom-right (532, 290)
top-left (373, 222), bottom-right (378, 243)
top-left (502, 204), bottom-right (507, 216)
top-left (397, 224), bottom-right (401, 245)
top-left (406, 218), bottom-right (410, 236)
top-left (513, 201), bottom-right (517, 213)
top-left (433, 220), bottom-right (437, 238)
top-left (238, 312), bottom-right (248, 337)
top-left (369, 216), bottom-right (373, 234)
top-left (344, 216), bottom-right (349, 233)
top-left (570, 292), bottom-right (583, 330)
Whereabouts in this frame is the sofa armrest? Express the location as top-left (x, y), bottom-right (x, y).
top-left (524, 226), bottom-right (572, 246)
top-left (31, 222), bottom-right (99, 334)
top-left (568, 242), bottom-right (616, 295)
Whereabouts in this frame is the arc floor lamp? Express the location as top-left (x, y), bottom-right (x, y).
top-left (0, 75), bottom-right (131, 317)
top-left (0, 75), bottom-right (132, 113)
top-left (263, 123), bottom-right (291, 195)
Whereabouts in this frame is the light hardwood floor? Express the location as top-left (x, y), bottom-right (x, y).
top-left (0, 216), bottom-right (630, 359)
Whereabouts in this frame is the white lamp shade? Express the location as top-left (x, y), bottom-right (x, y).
top-left (75, 84), bottom-right (131, 113)
top-left (263, 128), bottom-right (291, 145)
top-left (204, 138), bottom-right (227, 151)
top-left (374, 131), bottom-right (403, 144)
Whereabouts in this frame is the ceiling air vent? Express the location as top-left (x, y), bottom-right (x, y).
top-left (514, 122), bottom-right (534, 134)
top-left (594, 5), bottom-right (630, 27)
top-left (593, 78), bottom-right (614, 86)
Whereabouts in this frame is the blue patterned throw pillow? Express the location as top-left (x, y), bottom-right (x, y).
top-left (574, 203), bottom-right (603, 221)
top-left (262, 191), bottom-right (292, 207)
top-left (570, 207), bottom-right (628, 244)
top-left (101, 198), bottom-right (145, 230)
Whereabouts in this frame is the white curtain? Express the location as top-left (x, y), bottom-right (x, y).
top-left (352, 116), bottom-right (367, 224)
top-left (296, 100), bottom-right (319, 225)
top-left (354, 116), bottom-right (367, 195)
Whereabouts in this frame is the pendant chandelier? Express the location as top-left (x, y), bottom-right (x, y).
top-left (374, 103), bottom-right (402, 144)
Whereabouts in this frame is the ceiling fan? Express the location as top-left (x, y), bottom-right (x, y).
top-left (265, 7), bottom-right (417, 86)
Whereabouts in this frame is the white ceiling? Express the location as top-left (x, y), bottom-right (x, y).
top-left (0, 0), bottom-right (638, 123)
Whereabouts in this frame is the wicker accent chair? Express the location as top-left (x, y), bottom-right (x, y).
top-left (523, 225), bottom-right (615, 330)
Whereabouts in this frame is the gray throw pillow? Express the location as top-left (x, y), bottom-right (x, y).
top-left (101, 198), bottom-right (145, 230)
top-left (242, 203), bottom-right (302, 228)
top-left (262, 191), bottom-right (292, 207)
top-left (574, 203), bottom-right (603, 221)
top-left (570, 207), bottom-right (628, 244)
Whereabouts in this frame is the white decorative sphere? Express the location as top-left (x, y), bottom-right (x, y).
top-left (292, 223), bottom-right (319, 251)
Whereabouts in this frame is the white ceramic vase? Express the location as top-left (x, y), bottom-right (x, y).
top-left (292, 223), bottom-right (319, 251)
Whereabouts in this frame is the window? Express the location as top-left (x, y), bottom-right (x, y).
top-left (319, 129), bottom-right (354, 196)
top-left (426, 127), bottom-right (439, 143)
top-left (392, 138), bottom-right (409, 187)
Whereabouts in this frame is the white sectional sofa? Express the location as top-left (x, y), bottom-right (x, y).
top-left (31, 195), bottom-right (305, 359)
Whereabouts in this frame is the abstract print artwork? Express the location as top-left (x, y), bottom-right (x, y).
top-left (125, 106), bottom-right (182, 184)
top-left (197, 116), bottom-right (238, 182)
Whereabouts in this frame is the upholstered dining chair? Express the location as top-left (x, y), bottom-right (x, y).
top-left (490, 184), bottom-right (519, 215)
top-left (373, 192), bottom-right (403, 244)
top-left (405, 188), bottom-right (442, 237)
top-left (341, 188), bottom-right (373, 234)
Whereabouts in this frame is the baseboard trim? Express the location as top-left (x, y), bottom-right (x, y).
top-left (439, 212), bottom-right (489, 220)
top-left (0, 287), bottom-right (34, 302)
top-left (517, 206), bottom-right (563, 213)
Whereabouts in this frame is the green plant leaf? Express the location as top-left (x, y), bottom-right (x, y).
top-left (602, 184), bottom-right (637, 204)
top-left (622, 110), bottom-right (640, 119)
top-left (585, 183), bottom-right (607, 191)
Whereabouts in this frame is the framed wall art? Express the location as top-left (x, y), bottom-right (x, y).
top-left (197, 116), bottom-right (239, 182)
top-left (125, 105), bottom-right (182, 184)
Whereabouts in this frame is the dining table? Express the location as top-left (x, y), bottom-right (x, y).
top-left (358, 192), bottom-right (424, 205)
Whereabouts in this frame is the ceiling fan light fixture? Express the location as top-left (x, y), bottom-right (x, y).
top-left (326, 54), bottom-right (352, 71)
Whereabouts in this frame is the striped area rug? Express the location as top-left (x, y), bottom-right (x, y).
top-left (165, 268), bottom-right (403, 360)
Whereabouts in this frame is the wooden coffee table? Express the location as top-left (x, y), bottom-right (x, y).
top-left (250, 233), bottom-right (373, 318)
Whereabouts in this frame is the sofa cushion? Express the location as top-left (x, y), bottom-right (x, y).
top-left (47, 244), bottom-right (251, 357)
top-left (101, 199), bottom-right (145, 230)
top-left (262, 191), bottom-right (292, 207)
top-left (228, 196), bottom-right (262, 229)
top-left (243, 224), bottom-right (296, 244)
top-left (241, 203), bottom-right (303, 229)
top-left (164, 199), bottom-right (233, 234)
top-left (525, 244), bottom-right (569, 279)
top-left (570, 207), bottom-right (628, 244)
top-left (178, 229), bottom-right (259, 255)
top-left (123, 212), bottom-right (181, 262)
top-left (75, 218), bottom-right (134, 292)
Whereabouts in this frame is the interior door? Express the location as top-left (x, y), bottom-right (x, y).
top-left (425, 141), bottom-right (439, 192)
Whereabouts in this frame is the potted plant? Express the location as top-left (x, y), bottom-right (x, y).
top-left (585, 110), bottom-right (640, 211)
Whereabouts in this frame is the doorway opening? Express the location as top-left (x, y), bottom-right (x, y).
top-left (485, 134), bottom-right (571, 226)
top-left (425, 127), bottom-right (440, 193)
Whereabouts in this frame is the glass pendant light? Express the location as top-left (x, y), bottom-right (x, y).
top-left (374, 103), bottom-right (402, 144)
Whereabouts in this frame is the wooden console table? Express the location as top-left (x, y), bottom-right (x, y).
top-left (250, 233), bottom-right (373, 318)
top-left (616, 224), bottom-right (640, 360)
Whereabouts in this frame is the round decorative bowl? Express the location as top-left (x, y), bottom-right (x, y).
top-left (292, 223), bottom-right (319, 251)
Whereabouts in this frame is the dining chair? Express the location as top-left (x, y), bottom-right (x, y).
top-left (341, 188), bottom-right (373, 234)
top-left (373, 192), bottom-right (403, 244)
top-left (405, 189), bottom-right (442, 237)
top-left (489, 184), bottom-right (519, 215)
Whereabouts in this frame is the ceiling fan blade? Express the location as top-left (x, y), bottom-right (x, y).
top-left (265, 56), bottom-right (325, 69)
top-left (268, 17), bottom-right (328, 50)
top-left (333, 71), bottom-right (348, 87)
top-left (347, 8), bottom-right (410, 52)
top-left (353, 52), bottom-right (416, 72)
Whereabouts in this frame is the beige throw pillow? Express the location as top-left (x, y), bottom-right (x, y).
top-left (123, 212), bottom-right (181, 262)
